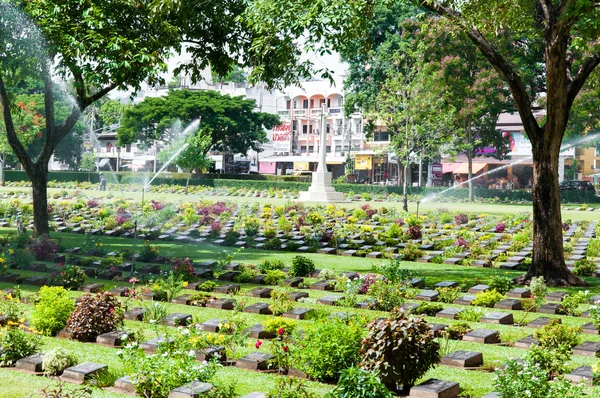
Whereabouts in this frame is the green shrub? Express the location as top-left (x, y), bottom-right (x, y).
top-left (289, 255), bottom-right (315, 277)
top-left (560, 291), bottom-right (588, 316)
top-left (414, 303), bottom-right (444, 316)
top-left (360, 309), bottom-right (439, 393)
top-left (398, 244), bottom-right (423, 261)
top-left (443, 322), bottom-right (472, 340)
top-left (318, 269), bottom-right (337, 280)
top-left (297, 319), bottom-right (363, 381)
top-left (573, 258), bottom-right (596, 276)
top-left (488, 274), bottom-right (514, 294)
top-left (367, 280), bottom-right (406, 311)
top-left (197, 280), bottom-right (218, 292)
top-left (269, 289), bottom-right (295, 316)
top-left (436, 287), bottom-right (462, 303)
top-left (372, 259), bottom-right (413, 284)
top-left (456, 307), bottom-right (486, 322)
top-left (534, 319), bottom-right (581, 350)
top-left (265, 270), bottom-right (286, 285)
top-left (472, 289), bottom-right (505, 307)
top-left (233, 265), bottom-right (258, 283)
top-left (0, 325), bottom-right (40, 366)
top-left (258, 259), bottom-right (285, 273)
top-left (47, 265), bottom-right (87, 290)
top-left (67, 291), bottom-right (124, 342)
top-left (42, 347), bottom-right (78, 375)
top-left (266, 377), bottom-right (316, 398)
top-left (32, 286), bottom-right (76, 336)
top-left (494, 358), bottom-right (584, 398)
top-left (325, 367), bottom-right (392, 398)
top-left (262, 318), bottom-right (297, 336)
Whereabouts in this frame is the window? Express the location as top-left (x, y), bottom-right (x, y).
top-left (301, 146), bottom-right (307, 152)
top-left (302, 125), bottom-right (308, 135)
top-left (303, 99), bottom-right (309, 109)
top-left (309, 146), bottom-right (314, 152)
top-left (286, 100), bottom-right (291, 109)
top-left (335, 145), bottom-right (342, 153)
top-left (309, 125), bottom-right (313, 135)
top-left (326, 124), bottom-right (330, 134)
top-left (320, 99), bottom-right (326, 107)
top-left (374, 132), bottom-right (390, 142)
top-left (326, 146), bottom-right (331, 153)
top-left (327, 98), bottom-right (331, 108)
top-left (126, 144), bottom-right (131, 153)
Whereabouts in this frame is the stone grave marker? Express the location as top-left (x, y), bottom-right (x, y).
top-left (168, 382), bottom-right (213, 398)
top-left (172, 294), bottom-right (194, 305)
top-left (15, 353), bottom-right (44, 373)
top-left (289, 292), bottom-right (309, 301)
top-left (436, 308), bottom-right (464, 320)
top-left (527, 317), bottom-right (552, 329)
top-left (506, 288), bottom-right (530, 298)
top-left (283, 308), bottom-right (312, 320)
top-left (545, 291), bottom-right (568, 302)
top-left (198, 319), bottom-right (225, 333)
top-left (454, 294), bottom-right (476, 306)
top-left (429, 324), bottom-right (448, 336)
top-left (462, 329), bottom-right (500, 344)
top-left (80, 283), bottom-right (104, 293)
top-left (310, 280), bottom-right (335, 291)
top-left (61, 362), bottom-right (107, 384)
top-left (440, 350), bottom-right (483, 368)
top-left (96, 331), bottom-right (126, 347)
top-left (114, 376), bottom-right (135, 394)
top-left (480, 312), bottom-right (514, 325)
top-left (573, 341), bottom-right (600, 357)
top-left (141, 337), bottom-right (174, 354)
top-left (124, 308), bottom-right (146, 321)
top-left (196, 346), bottom-right (225, 362)
top-left (467, 284), bottom-right (489, 294)
top-left (236, 352), bottom-right (274, 371)
top-left (243, 324), bottom-right (274, 339)
top-left (582, 323), bottom-right (599, 335)
top-left (434, 281), bottom-right (458, 289)
top-left (408, 378), bottom-right (460, 398)
top-left (536, 303), bottom-right (564, 314)
top-left (494, 299), bottom-right (522, 311)
top-left (415, 290), bottom-right (439, 302)
top-left (566, 366), bottom-right (594, 384)
top-left (214, 284), bottom-right (240, 294)
top-left (283, 278), bottom-right (303, 288)
top-left (244, 303), bottom-right (272, 315)
top-left (515, 335), bottom-right (537, 349)
top-left (317, 295), bottom-right (344, 306)
top-left (207, 299), bottom-right (235, 310)
top-left (242, 394), bottom-right (267, 398)
top-left (162, 313), bottom-right (192, 327)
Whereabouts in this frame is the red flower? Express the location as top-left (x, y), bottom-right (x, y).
top-left (255, 340), bottom-right (262, 349)
top-left (282, 345), bottom-right (288, 352)
top-left (278, 327), bottom-right (285, 336)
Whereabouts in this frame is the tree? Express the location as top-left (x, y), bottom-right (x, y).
top-left (414, 1), bottom-right (600, 285)
top-left (117, 90), bottom-right (280, 167)
top-left (80, 150), bottom-right (96, 182)
top-left (157, 133), bottom-right (213, 174)
top-left (0, 0), bottom-right (182, 236)
top-left (245, 0), bottom-right (600, 285)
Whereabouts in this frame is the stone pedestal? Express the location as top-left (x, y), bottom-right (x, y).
top-left (298, 172), bottom-right (344, 203)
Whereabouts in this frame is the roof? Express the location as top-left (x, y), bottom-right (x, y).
top-left (453, 162), bottom-right (488, 174)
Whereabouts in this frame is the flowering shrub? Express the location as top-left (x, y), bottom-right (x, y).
top-left (42, 347), bottom-right (78, 375)
top-left (171, 257), bottom-right (196, 281)
top-left (149, 200), bottom-right (165, 211)
top-left (269, 289), bottom-right (295, 316)
top-left (27, 235), bottom-right (57, 261)
top-left (408, 225), bottom-right (422, 240)
top-left (86, 199), bottom-right (99, 208)
top-left (368, 280), bottom-right (408, 311)
top-left (67, 291), bottom-right (124, 342)
top-left (289, 255), bottom-right (315, 277)
top-left (454, 213), bottom-right (469, 225)
top-left (0, 320), bottom-right (40, 366)
top-left (494, 358), bottom-right (584, 398)
top-left (453, 237), bottom-right (469, 248)
top-left (359, 274), bottom-right (378, 294)
top-left (138, 240), bottom-right (159, 262)
top-left (48, 264), bottom-right (87, 290)
top-left (259, 259), bottom-right (285, 273)
top-left (32, 286), bottom-right (76, 336)
top-left (118, 335), bottom-right (220, 398)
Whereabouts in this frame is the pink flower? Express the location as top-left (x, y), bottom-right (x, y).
top-left (278, 327), bottom-right (285, 336)
top-left (282, 345), bottom-right (288, 352)
top-left (255, 340), bottom-right (262, 349)
top-left (109, 267), bottom-right (116, 272)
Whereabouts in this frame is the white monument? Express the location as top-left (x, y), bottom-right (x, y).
top-left (298, 105), bottom-right (345, 202)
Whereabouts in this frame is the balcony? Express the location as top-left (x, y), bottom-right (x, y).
top-left (328, 107), bottom-right (342, 116)
top-left (278, 110), bottom-right (290, 117)
top-left (310, 108), bottom-right (325, 116)
top-left (294, 109), bottom-right (308, 117)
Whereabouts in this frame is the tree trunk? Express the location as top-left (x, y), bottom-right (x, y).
top-left (0, 154), bottom-right (5, 187)
top-left (467, 151), bottom-right (473, 202)
top-left (30, 163), bottom-right (49, 237)
top-left (418, 153), bottom-right (423, 187)
top-left (402, 162), bottom-right (408, 212)
top-left (515, 143), bottom-right (586, 286)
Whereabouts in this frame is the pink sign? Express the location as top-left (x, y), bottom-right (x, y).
top-left (259, 162), bottom-right (277, 174)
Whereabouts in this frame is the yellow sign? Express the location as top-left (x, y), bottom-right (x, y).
top-left (355, 155), bottom-right (372, 170)
top-left (294, 161), bottom-right (309, 171)
top-left (373, 156), bottom-right (386, 164)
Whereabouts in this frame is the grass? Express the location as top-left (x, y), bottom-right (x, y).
top-left (0, 189), bottom-right (598, 397)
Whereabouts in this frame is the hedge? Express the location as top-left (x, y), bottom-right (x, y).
top-left (5, 170), bottom-right (598, 203)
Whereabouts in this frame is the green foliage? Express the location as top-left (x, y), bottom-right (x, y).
top-left (436, 286), bottom-right (462, 303)
top-left (264, 270), bottom-right (286, 285)
top-left (67, 291), bottom-right (124, 342)
top-left (367, 280), bottom-right (407, 311)
top-left (32, 286), bottom-right (76, 336)
top-left (47, 264), bottom-right (87, 290)
top-left (471, 289), bottom-right (504, 307)
top-left (372, 259), bottom-right (413, 284)
top-left (529, 277), bottom-right (548, 302)
top-left (197, 280), bottom-right (218, 292)
top-left (296, 319), bottom-right (363, 381)
top-left (258, 259), bottom-right (285, 273)
top-left (526, 345), bottom-right (572, 379)
top-left (488, 274), bottom-right (514, 294)
top-left (263, 318), bottom-right (297, 336)
top-left (0, 325), bottom-right (40, 366)
top-left (42, 347), bottom-right (78, 376)
top-left (266, 377), bottom-right (316, 398)
top-left (269, 288), bottom-right (295, 316)
top-left (443, 322), bottom-right (472, 340)
top-left (560, 291), bottom-right (588, 316)
top-left (325, 367), bottom-right (392, 398)
top-left (456, 307), bottom-right (486, 322)
top-left (289, 255), bottom-right (315, 277)
top-left (414, 303), bottom-right (444, 316)
top-left (573, 258), bottom-right (596, 276)
top-left (360, 310), bottom-right (440, 392)
top-left (494, 359), bottom-right (584, 398)
top-left (534, 319), bottom-right (581, 351)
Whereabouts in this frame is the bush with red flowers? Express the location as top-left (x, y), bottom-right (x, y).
top-left (67, 291), bottom-right (124, 342)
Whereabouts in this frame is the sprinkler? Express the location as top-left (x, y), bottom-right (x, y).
top-left (416, 200), bottom-right (421, 218)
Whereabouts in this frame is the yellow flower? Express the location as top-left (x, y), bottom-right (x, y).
top-left (182, 282), bottom-right (189, 288)
top-left (8, 249), bottom-right (13, 254)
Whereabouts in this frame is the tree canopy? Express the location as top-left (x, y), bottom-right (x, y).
top-left (117, 90), bottom-right (280, 168)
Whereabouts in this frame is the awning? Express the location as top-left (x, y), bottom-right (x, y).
top-left (442, 162), bottom-right (461, 173)
top-left (260, 155), bottom-right (346, 164)
top-left (453, 162), bottom-right (487, 174)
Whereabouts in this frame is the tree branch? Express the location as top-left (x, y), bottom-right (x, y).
top-left (41, 63), bottom-right (56, 143)
top-left (420, 1), bottom-right (542, 138)
top-left (567, 51), bottom-right (600, 111)
top-left (84, 83), bottom-right (117, 108)
top-left (0, 74), bottom-right (33, 174)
